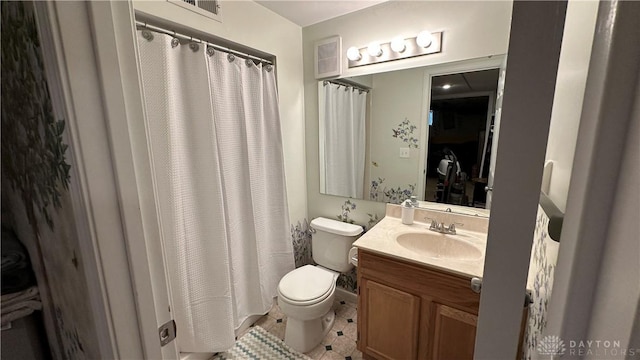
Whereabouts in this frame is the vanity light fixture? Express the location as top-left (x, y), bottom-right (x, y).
top-left (390, 36), bottom-right (406, 53)
top-left (367, 42), bottom-right (383, 57)
top-left (346, 46), bottom-right (362, 61)
top-left (346, 30), bottom-right (442, 68)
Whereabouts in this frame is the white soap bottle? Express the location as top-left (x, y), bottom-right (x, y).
top-left (401, 199), bottom-right (415, 225)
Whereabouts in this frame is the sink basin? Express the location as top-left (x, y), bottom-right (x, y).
top-left (395, 232), bottom-right (482, 260)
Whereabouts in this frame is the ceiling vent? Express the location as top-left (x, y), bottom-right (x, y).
top-left (168, 0), bottom-right (221, 21)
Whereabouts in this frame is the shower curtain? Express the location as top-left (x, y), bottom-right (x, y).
top-left (323, 82), bottom-right (367, 198)
top-left (136, 30), bottom-right (294, 353)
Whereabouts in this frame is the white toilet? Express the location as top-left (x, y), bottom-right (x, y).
top-left (277, 217), bottom-right (363, 353)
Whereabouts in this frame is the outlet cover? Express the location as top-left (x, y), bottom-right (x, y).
top-left (399, 148), bottom-right (410, 158)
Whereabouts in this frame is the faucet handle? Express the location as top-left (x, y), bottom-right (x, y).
top-left (447, 222), bottom-right (463, 234)
top-left (423, 217), bottom-right (438, 230)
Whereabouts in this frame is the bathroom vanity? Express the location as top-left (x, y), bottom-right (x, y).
top-left (353, 205), bottom-right (527, 360)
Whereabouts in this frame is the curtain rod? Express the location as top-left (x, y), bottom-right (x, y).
top-left (323, 79), bottom-right (370, 93)
top-left (135, 21), bottom-right (273, 65)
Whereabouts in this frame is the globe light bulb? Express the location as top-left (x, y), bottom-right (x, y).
top-left (416, 31), bottom-right (434, 48)
top-left (346, 46), bottom-right (362, 61)
top-left (367, 42), bottom-right (383, 57)
top-left (390, 36), bottom-right (406, 53)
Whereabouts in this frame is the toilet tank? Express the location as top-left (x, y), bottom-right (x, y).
top-left (310, 217), bottom-right (363, 273)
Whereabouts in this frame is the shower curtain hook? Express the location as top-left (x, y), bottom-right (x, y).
top-left (141, 30), bottom-right (154, 42)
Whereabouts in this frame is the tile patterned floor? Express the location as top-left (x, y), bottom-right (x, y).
top-left (248, 298), bottom-right (362, 360)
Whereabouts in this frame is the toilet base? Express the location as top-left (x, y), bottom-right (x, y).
top-left (284, 309), bottom-right (335, 353)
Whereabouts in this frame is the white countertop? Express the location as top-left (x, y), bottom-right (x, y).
top-left (354, 205), bottom-right (535, 294)
top-left (353, 215), bottom-right (488, 279)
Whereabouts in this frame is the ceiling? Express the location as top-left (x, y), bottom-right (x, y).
top-left (431, 69), bottom-right (500, 97)
top-left (255, 0), bottom-right (388, 27)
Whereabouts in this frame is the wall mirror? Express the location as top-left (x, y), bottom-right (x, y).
top-left (319, 57), bottom-right (505, 216)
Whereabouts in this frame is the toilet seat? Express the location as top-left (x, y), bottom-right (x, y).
top-left (278, 265), bottom-right (337, 306)
top-left (278, 283), bottom-right (335, 306)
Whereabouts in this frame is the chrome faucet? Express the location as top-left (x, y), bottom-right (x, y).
top-left (424, 217), bottom-right (462, 235)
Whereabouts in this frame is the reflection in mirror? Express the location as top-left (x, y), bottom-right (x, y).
top-left (318, 64), bottom-right (500, 216)
top-left (319, 80), bottom-right (370, 198)
top-left (425, 69), bottom-right (499, 208)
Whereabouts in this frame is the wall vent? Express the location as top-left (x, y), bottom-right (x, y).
top-left (168, 0), bottom-right (221, 21)
top-left (314, 36), bottom-right (342, 79)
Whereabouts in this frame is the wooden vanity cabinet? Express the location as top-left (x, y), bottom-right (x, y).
top-left (359, 279), bottom-right (421, 359)
top-left (357, 250), bottom-right (525, 360)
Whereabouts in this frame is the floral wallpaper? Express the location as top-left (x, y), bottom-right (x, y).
top-left (524, 206), bottom-right (560, 360)
top-left (1, 1), bottom-right (71, 235)
top-left (391, 117), bottom-right (419, 149)
top-left (337, 199), bottom-right (357, 224)
top-left (336, 268), bottom-right (359, 293)
top-left (55, 306), bottom-right (85, 359)
top-left (291, 219), bottom-right (313, 268)
top-left (369, 177), bottom-right (416, 204)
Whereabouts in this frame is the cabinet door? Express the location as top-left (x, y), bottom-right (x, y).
top-left (360, 278), bottom-right (420, 360)
top-left (432, 303), bottom-right (478, 359)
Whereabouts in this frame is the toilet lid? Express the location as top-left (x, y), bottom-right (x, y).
top-left (278, 265), bottom-right (335, 302)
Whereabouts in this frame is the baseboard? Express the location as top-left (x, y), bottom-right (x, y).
top-left (335, 287), bottom-right (358, 304)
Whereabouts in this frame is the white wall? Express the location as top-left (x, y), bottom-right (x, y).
top-left (303, 1), bottom-right (513, 223)
top-left (134, 0), bottom-right (307, 222)
top-left (515, 3), bottom-right (600, 356)
top-left (544, 0), bottom-right (598, 212)
top-left (585, 75), bottom-right (639, 357)
top-left (545, 0), bottom-right (640, 355)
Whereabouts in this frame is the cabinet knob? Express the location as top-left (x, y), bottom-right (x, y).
top-left (470, 277), bottom-right (482, 293)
